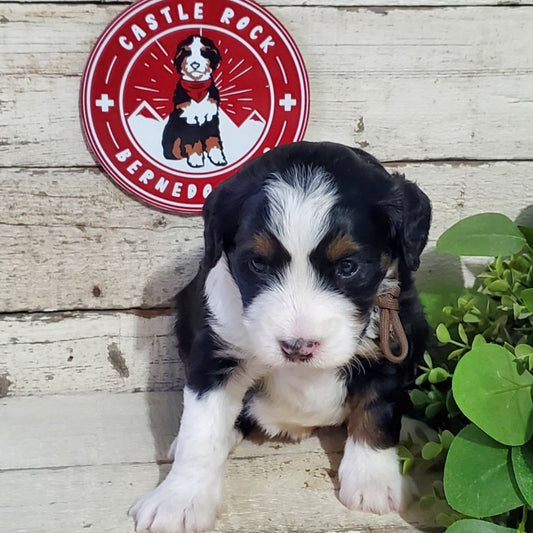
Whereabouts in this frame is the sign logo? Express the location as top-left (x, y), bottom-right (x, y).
top-left (81, 0), bottom-right (310, 213)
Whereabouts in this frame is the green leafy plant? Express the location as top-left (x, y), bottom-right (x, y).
top-left (403, 213), bottom-right (533, 532)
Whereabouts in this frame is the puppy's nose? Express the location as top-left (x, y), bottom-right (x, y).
top-left (190, 61), bottom-right (200, 70)
top-left (279, 338), bottom-right (320, 362)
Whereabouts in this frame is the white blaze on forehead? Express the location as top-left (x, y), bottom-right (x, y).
top-left (241, 165), bottom-right (362, 370)
top-left (265, 165), bottom-right (337, 255)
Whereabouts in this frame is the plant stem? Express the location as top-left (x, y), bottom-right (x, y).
top-left (518, 504), bottom-right (527, 532)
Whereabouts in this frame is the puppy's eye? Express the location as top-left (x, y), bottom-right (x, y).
top-left (249, 258), bottom-right (270, 275)
top-left (335, 259), bottom-right (359, 279)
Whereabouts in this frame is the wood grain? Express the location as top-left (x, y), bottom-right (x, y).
top-left (0, 309), bottom-right (184, 396)
top-left (2, 4), bottom-right (533, 163)
top-left (0, 392), bottom-right (436, 532)
top-left (8, 0), bottom-right (533, 6)
top-left (1, 163), bottom-right (531, 313)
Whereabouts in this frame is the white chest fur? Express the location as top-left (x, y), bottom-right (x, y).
top-left (180, 95), bottom-right (218, 126)
top-left (247, 366), bottom-right (349, 439)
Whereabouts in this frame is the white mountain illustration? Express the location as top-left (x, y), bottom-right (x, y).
top-left (127, 102), bottom-right (266, 173)
top-left (130, 101), bottom-right (165, 122)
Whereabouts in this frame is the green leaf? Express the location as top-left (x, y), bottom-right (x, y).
top-left (437, 323), bottom-right (452, 343)
top-left (437, 213), bottom-right (526, 256)
top-left (415, 373), bottom-right (428, 386)
top-left (410, 389), bottom-right (428, 407)
top-left (437, 513), bottom-right (460, 528)
top-left (452, 344), bottom-right (533, 445)
top-left (444, 424), bottom-right (524, 517)
top-left (420, 286), bottom-right (462, 327)
top-left (472, 334), bottom-right (486, 348)
top-left (425, 402), bottom-right (443, 419)
top-left (439, 430), bottom-right (455, 450)
top-left (463, 312), bottom-right (481, 323)
top-left (422, 441), bottom-right (443, 460)
top-left (448, 348), bottom-right (465, 360)
top-left (515, 344), bottom-right (533, 358)
top-left (511, 440), bottom-right (533, 507)
top-left (521, 288), bottom-right (533, 314)
top-left (428, 367), bottom-right (451, 384)
top-left (487, 279), bottom-right (509, 293)
top-left (457, 323), bottom-right (468, 345)
top-left (446, 519), bottom-right (517, 533)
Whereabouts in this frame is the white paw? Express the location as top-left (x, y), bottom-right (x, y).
top-left (129, 473), bottom-right (222, 533)
top-left (338, 440), bottom-right (405, 514)
top-left (187, 153), bottom-right (204, 168)
top-left (207, 147), bottom-right (227, 166)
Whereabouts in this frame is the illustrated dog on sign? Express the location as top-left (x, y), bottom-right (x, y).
top-left (162, 34), bottom-right (227, 168)
top-left (130, 142), bottom-right (432, 533)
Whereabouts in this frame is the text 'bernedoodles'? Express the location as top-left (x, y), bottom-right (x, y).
top-left (130, 141), bottom-right (432, 533)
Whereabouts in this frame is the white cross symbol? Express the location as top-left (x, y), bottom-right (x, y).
top-left (95, 94), bottom-right (115, 113)
top-left (279, 93), bottom-right (297, 112)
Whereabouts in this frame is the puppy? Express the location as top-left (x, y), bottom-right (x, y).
top-left (162, 34), bottom-right (227, 168)
top-left (130, 142), bottom-right (431, 533)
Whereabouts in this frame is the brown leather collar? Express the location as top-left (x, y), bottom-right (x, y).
top-left (376, 285), bottom-right (409, 363)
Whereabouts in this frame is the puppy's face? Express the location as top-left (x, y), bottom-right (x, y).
top-left (174, 35), bottom-right (221, 82)
top-left (225, 167), bottom-right (387, 369)
top-left (203, 143), bottom-right (431, 370)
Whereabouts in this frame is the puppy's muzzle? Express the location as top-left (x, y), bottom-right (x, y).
top-left (279, 338), bottom-right (320, 362)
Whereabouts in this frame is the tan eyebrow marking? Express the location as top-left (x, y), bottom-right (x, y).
top-left (252, 232), bottom-right (275, 258)
top-left (326, 234), bottom-right (360, 261)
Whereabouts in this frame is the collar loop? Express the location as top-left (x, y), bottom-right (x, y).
top-left (376, 285), bottom-right (409, 363)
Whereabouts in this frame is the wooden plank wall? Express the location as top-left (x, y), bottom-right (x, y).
top-left (1, 0), bottom-right (533, 397)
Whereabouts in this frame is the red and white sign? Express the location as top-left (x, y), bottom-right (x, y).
top-left (81, 0), bottom-right (310, 214)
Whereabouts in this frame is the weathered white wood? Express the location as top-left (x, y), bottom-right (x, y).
top-left (0, 168), bottom-right (204, 313)
top-left (2, 4), bottom-right (533, 163)
top-left (0, 163), bottom-right (531, 313)
top-left (9, 0), bottom-right (533, 6)
top-left (0, 392), bottom-right (435, 532)
top-left (0, 461), bottom-right (429, 532)
top-left (0, 310), bottom-right (184, 396)
top-left (0, 391), bottom-right (348, 469)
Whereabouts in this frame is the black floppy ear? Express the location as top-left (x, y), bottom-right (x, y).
top-left (384, 174), bottom-right (432, 271)
top-left (201, 174), bottom-right (257, 270)
top-left (201, 185), bottom-right (228, 270)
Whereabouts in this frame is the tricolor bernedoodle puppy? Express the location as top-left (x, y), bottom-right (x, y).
top-left (130, 142), bottom-right (431, 533)
top-left (162, 34), bottom-right (227, 168)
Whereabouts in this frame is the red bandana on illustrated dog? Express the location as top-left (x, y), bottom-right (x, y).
top-left (180, 79), bottom-right (213, 103)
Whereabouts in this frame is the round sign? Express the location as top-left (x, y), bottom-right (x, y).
top-left (81, 0), bottom-right (310, 214)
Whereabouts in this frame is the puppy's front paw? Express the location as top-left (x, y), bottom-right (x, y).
top-left (338, 441), bottom-right (404, 514)
top-left (129, 473), bottom-right (222, 533)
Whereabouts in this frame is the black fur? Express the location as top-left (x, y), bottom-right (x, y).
top-left (176, 141), bottom-right (431, 447)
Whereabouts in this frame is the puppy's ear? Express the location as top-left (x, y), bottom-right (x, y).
top-left (381, 174), bottom-right (432, 271)
top-left (202, 186), bottom-right (225, 270)
top-left (201, 182), bottom-right (242, 270)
